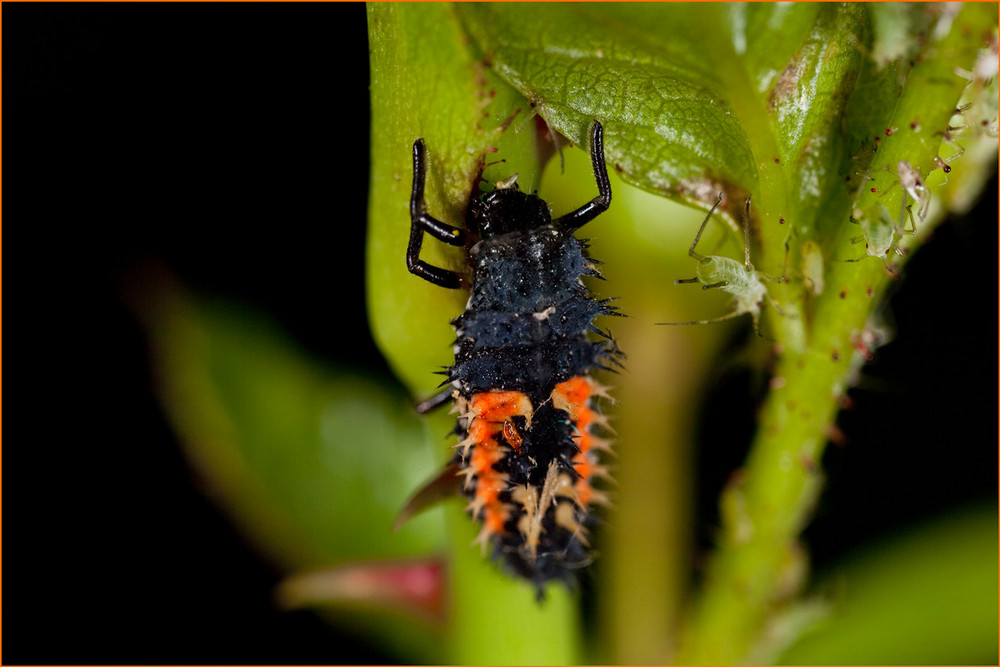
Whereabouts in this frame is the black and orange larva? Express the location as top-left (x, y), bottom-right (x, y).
top-left (403, 121), bottom-right (620, 590)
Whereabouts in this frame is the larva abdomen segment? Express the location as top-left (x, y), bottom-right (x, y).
top-left (456, 390), bottom-right (532, 547)
top-left (552, 376), bottom-right (612, 509)
top-left (456, 376), bottom-right (612, 583)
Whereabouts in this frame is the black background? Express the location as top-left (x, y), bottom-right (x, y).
top-left (5, 4), bottom-right (391, 664)
top-left (4, 3), bottom-right (996, 665)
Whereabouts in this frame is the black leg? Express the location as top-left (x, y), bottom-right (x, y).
top-left (407, 138), bottom-right (467, 289)
top-left (554, 121), bottom-right (612, 231)
top-left (415, 385), bottom-right (455, 414)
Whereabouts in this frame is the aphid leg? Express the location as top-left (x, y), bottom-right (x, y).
top-left (674, 193), bottom-right (725, 284)
top-left (844, 251), bottom-right (899, 277)
top-left (547, 119), bottom-right (567, 175)
top-left (740, 197), bottom-right (753, 271)
top-left (659, 308), bottom-right (751, 328)
top-left (778, 235), bottom-right (791, 283)
top-left (758, 252), bottom-right (789, 314)
top-left (407, 138), bottom-right (468, 289)
top-left (765, 293), bottom-right (789, 318)
top-left (736, 195), bottom-right (787, 282)
top-left (895, 160), bottom-right (930, 223)
top-left (739, 198), bottom-right (781, 338)
top-left (901, 204), bottom-right (918, 235)
top-left (689, 193), bottom-right (725, 261)
top-left (759, 271), bottom-right (787, 284)
top-left (519, 108), bottom-right (567, 174)
top-left (553, 121), bottom-right (611, 230)
top-left (935, 124), bottom-right (967, 163)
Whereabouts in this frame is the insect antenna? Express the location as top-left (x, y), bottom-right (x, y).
top-left (657, 308), bottom-right (750, 328)
top-left (741, 196), bottom-right (753, 271)
top-left (687, 192), bottom-right (725, 261)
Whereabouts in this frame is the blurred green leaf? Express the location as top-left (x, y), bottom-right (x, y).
top-left (779, 506), bottom-right (999, 665)
top-left (136, 274), bottom-right (446, 660)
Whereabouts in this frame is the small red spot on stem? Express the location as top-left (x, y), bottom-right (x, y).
top-left (824, 424), bottom-right (847, 446)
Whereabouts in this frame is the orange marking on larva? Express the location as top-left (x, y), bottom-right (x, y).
top-left (483, 505), bottom-right (508, 534)
top-left (468, 418), bottom-right (502, 443)
top-left (474, 474), bottom-right (505, 508)
top-left (470, 390), bottom-right (534, 425)
top-left (552, 376), bottom-right (591, 412)
top-left (572, 447), bottom-right (598, 506)
top-left (460, 391), bottom-right (532, 539)
top-left (551, 377), bottom-right (607, 507)
top-left (574, 407), bottom-right (595, 450)
top-left (573, 404), bottom-right (595, 423)
top-left (553, 376), bottom-right (598, 453)
top-left (470, 443), bottom-right (504, 471)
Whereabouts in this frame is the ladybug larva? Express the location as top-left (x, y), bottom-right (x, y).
top-left (401, 121), bottom-right (619, 590)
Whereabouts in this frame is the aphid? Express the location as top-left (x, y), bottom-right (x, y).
top-left (894, 160), bottom-right (930, 223)
top-left (800, 239), bottom-right (825, 296)
top-left (400, 121), bottom-right (619, 591)
top-left (936, 119), bottom-right (968, 160)
top-left (932, 155), bottom-right (952, 174)
top-left (955, 35), bottom-right (1000, 137)
top-left (848, 204), bottom-right (905, 271)
top-left (848, 158), bottom-right (928, 270)
top-left (659, 194), bottom-right (784, 336)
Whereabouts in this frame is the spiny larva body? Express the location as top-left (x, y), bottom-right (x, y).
top-left (403, 121), bottom-right (619, 591)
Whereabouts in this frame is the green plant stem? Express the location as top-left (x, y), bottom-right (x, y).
top-left (676, 270), bottom-right (882, 664)
top-left (596, 228), bottom-right (731, 664)
top-left (674, 6), bottom-right (994, 661)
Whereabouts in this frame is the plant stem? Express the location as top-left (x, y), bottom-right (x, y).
top-left (676, 257), bottom-right (886, 664)
top-left (675, 5), bottom-right (994, 661)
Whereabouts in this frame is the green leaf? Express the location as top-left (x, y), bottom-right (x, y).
top-left (458, 3), bottom-right (759, 206)
top-left (779, 506), bottom-right (999, 665)
top-left (367, 3), bottom-right (997, 663)
top-left (135, 275), bottom-right (446, 660)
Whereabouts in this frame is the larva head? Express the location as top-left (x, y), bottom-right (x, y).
top-left (468, 188), bottom-right (552, 239)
